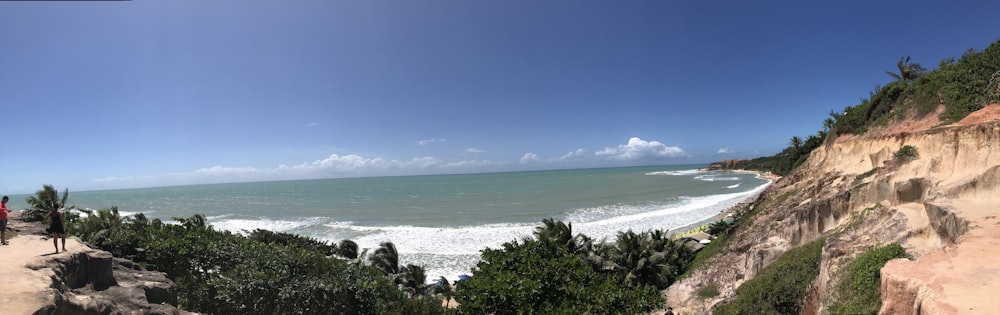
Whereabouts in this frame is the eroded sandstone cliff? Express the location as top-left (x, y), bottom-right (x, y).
top-left (665, 106), bottom-right (1000, 314)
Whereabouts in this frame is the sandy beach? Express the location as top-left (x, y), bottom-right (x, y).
top-left (668, 171), bottom-right (775, 237)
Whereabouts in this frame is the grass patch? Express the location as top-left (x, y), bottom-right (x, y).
top-left (852, 182), bottom-right (871, 191)
top-left (714, 237), bottom-right (826, 315)
top-left (698, 283), bottom-right (720, 299)
top-left (829, 243), bottom-right (907, 315)
top-left (855, 168), bottom-right (880, 180)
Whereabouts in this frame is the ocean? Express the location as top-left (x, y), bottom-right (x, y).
top-left (12, 165), bottom-right (770, 282)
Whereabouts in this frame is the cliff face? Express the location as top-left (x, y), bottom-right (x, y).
top-left (665, 106), bottom-right (1000, 314)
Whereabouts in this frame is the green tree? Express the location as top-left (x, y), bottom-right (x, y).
top-left (789, 136), bottom-right (803, 151)
top-left (454, 236), bottom-right (663, 314)
top-left (335, 239), bottom-right (368, 265)
top-left (370, 241), bottom-right (402, 277)
top-left (398, 264), bottom-right (430, 298)
top-left (534, 217), bottom-right (592, 255)
top-left (603, 229), bottom-right (694, 290)
top-left (886, 56), bottom-right (926, 82)
top-left (23, 185), bottom-right (74, 222)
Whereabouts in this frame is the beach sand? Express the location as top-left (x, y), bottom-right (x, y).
top-left (1, 212), bottom-right (88, 314)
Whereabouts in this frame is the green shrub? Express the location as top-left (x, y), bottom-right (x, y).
top-left (894, 145), bottom-right (918, 160)
top-left (454, 237), bottom-right (665, 314)
top-left (714, 237), bottom-right (826, 315)
top-left (706, 220), bottom-right (729, 236)
top-left (698, 283), bottom-right (720, 298)
top-left (71, 212), bottom-right (441, 314)
top-left (829, 243), bottom-right (908, 315)
top-left (855, 168), bottom-right (880, 180)
top-left (247, 228), bottom-right (336, 256)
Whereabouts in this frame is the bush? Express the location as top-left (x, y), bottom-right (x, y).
top-left (855, 167), bottom-right (880, 180)
top-left (247, 228), bottom-right (336, 256)
top-left (714, 237), bottom-right (826, 315)
top-left (71, 212), bottom-right (442, 314)
top-left (894, 145), bottom-right (918, 160)
top-left (454, 237), bottom-right (664, 314)
top-left (829, 243), bottom-right (907, 315)
top-left (698, 283), bottom-right (720, 298)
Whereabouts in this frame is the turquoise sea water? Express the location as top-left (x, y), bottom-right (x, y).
top-left (9, 165), bottom-right (769, 281)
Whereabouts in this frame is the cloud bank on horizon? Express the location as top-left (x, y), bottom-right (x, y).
top-left (89, 137), bottom-right (688, 190)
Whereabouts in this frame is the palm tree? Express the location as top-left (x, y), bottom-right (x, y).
top-left (610, 230), bottom-right (693, 289)
top-left (612, 230), bottom-right (654, 286)
top-left (398, 264), bottom-right (430, 298)
top-left (534, 218), bottom-right (572, 244)
top-left (335, 239), bottom-right (368, 265)
top-left (174, 214), bottom-right (209, 230)
top-left (69, 206), bottom-right (124, 243)
top-left (24, 185), bottom-right (74, 222)
top-left (789, 136), bottom-right (803, 152)
top-left (370, 241), bottom-right (401, 277)
top-left (534, 218), bottom-right (592, 255)
top-left (886, 56), bottom-right (926, 82)
top-left (823, 117), bottom-right (836, 132)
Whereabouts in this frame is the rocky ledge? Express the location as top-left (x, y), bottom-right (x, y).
top-left (26, 247), bottom-right (190, 315)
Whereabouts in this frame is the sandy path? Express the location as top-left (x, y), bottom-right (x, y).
top-left (883, 200), bottom-right (1000, 314)
top-left (1, 214), bottom-right (88, 314)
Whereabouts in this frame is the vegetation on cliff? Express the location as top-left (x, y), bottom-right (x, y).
top-left (829, 243), bottom-right (908, 315)
top-left (712, 39), bottom-right (1000, 175)
top-left (713, 237), bottom-right (826, 315)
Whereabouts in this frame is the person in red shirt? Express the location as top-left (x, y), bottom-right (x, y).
top-left (0, 196), bottom-right (10, 245)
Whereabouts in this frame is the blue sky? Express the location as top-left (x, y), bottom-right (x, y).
top-left (2, 1), bottom-right (998, 193)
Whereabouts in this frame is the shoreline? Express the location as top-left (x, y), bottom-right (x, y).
top-left (668, 170), bottom-right (775, 237)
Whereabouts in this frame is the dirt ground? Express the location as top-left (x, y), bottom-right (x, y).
top-left (1, 211), bottom-right (88, 314)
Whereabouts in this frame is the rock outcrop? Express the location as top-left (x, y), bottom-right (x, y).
top-left (27, 247), bottom-right (188, 315)
top-left (664, 105), bottom-right (1000, 314)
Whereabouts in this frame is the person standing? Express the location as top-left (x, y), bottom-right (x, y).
top-left (46, 207), bottom-right (66, 253)
top-left (0, 196), bottom-right (9, 245)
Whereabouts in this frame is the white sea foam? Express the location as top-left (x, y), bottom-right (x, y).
top-left (694, 175), bottom-right (740, 181)
top-left (645, 169), bottom-right (704, 176)
top-left (211, 217), bottom-right (322, 234)
top-left (73, 208), bottom-right (144, 218)
top-left (726, 183), bottom-right (741, 189)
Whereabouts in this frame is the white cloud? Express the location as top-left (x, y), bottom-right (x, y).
top-left (279, 154), bottom-right (440, 173)
top-left (717, 147), bottom-right (732, 154)
top-left (416, 138), bottom-right (446, 146)
top-left (90, 139), bottom-right (685, 190)
top-left (91, 153), bottom-right (510, 190)
top-left (520, 153), bottom-right (542, 164)
top-left (307, 122), bottom-right (319, 127)
top-left (595, 137), bottom-right (685, 161)
top-left (558, 149), bottom-right (587, 161)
